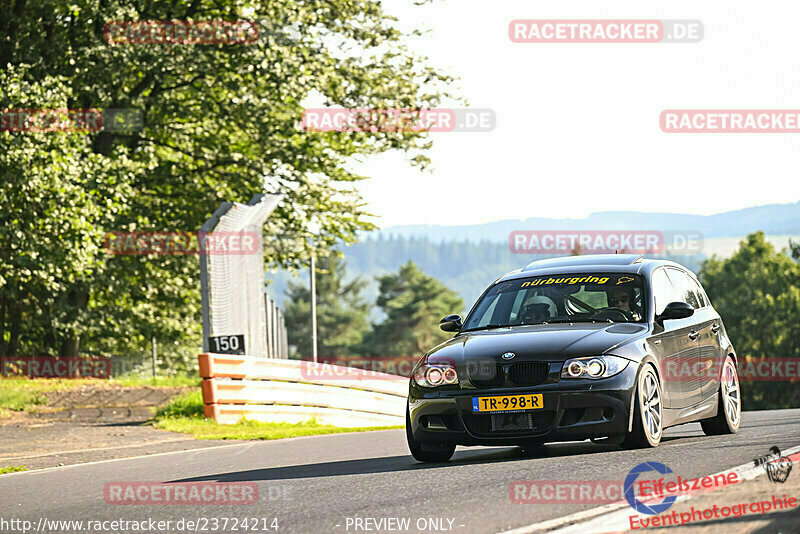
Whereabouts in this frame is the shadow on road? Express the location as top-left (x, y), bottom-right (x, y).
top-left (168, 441), bottom-right (636, 483)
top-left (168, 425), bottom-right (747, 485)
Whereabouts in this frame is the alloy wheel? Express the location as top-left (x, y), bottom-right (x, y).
top-left (722, 359), bottom-right (741, 426)
top-left (641, 370), bottom-right (662, 441)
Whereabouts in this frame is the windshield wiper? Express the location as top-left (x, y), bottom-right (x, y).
top-left (539, 318), bottom-right (598, 324)
top-left (461, 324), bottom-right (507, 332)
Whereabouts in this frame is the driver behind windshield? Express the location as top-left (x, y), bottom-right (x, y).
top-left (606, 287), bottom-right (641, 321)
top-left (518, 295), bottom-right (556, 324)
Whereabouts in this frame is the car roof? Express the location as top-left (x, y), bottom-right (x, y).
top-left (496, 254), bottom-right (691, 283)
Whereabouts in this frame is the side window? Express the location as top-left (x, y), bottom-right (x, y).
top-left (666, 269), bottom-right (701, 309)
top-left (696, 281), bottom-right (712, 308)
top-left (689, 277), bottom-right (709, 308)
top-left (651, 268), bottom-right (677, 315)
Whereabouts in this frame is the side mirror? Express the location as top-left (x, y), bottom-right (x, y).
top-left (657, 301), bottom-right (694, 322)
top-left (439, 314), bottom-right (463, 332)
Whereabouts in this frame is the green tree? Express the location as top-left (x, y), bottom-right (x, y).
top-left (0, 65), bottom-right (137, 356)
top-left (363, 261), bottom-right (463, 356)
top-left (700, 232), bottom-right (800, 409)
top-left (0, 0), bottom-right (454, 361)
top-left (283, 255), bottom-right (369, 358)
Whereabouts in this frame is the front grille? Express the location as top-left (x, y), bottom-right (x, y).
top-left (468, 362), bottom-right (504, 387)
top-left (508, 362), bottom-right (549, 387)
top-left (491, 412), bottom-right (535, 432)
top-left (464, 411), bottom-right (555, 436)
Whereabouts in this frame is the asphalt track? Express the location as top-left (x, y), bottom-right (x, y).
top-left (0, 409), bottom-right (798, 534)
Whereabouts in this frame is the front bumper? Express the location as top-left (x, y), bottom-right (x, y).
top-left (408, 362), bottom-right (638, 447)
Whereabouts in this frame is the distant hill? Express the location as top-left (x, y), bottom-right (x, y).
top-left (266, 202), bottom-right (800, 316)
top-left (372, 201), bottom-right (800, 243)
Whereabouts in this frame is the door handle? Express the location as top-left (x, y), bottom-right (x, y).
top-left (710, 324), bottom-right (721, 334)
top-left (688, 331), bottom-right (700, 340)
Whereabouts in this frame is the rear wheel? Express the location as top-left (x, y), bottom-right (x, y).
top-left (622, 364), bottom-right (662, 449)
top-left (701, 356), bottom-right (741, 435)
top-left (406, 407), bottom-right (455, 462)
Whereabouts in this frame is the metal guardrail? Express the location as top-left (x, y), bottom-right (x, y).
top-left (198, 354), bottom-right (407, 427)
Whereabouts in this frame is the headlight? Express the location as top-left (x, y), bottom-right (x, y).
top-left (561, 355), bottom-right (629, 379)
top-left (413, 363), bottom-right (459, 387)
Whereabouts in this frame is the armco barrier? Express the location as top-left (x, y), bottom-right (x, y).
top-left (198, 354), bottom-right (408, 427)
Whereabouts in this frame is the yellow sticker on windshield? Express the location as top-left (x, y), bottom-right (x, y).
top-left (521, 276), bottom-right (610, 288)
top-left (616, 276), bottom-right (635, 285)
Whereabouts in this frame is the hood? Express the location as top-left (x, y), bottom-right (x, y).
top-left (426, 322), bottom-right (648, 365)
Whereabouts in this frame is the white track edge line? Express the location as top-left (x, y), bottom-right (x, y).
top-left (0, 427), bottom-right (403, 477)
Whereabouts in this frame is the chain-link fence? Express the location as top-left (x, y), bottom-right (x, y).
top-left (264, 293), bottom-right (288, 358)
top-left (200, 194), bottom-right (288, 358)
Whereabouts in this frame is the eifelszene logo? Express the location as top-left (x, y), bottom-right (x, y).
top-left (625, 462), bottom-right (677, 515)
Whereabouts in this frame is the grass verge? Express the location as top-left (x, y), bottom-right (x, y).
top-left (109, 374), bottom-right (199, 387)
top-left (0, 379), bottom-right (88, 411)
top-left (0, 465), bottom-right (27, 474)
top-left (0, 373), bottom-right (198, 411)
top-left (152, 391), bottom-right (401, 440)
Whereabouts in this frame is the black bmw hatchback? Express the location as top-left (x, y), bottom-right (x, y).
top-left (406, 254), bottom-right (742, 462)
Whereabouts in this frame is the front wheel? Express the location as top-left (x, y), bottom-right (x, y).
top-left (406, 407), bottom-right (455, 462)
top-left (622, 364), bottom-right (663, 449)
top-left (701, 356), bottom-right (741, 435)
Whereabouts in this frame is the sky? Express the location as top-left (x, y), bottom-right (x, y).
top-left (351, 0), bottom-right (800, 228)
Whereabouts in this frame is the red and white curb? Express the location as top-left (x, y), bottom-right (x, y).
top-left (499, 445), bottom-right (800, 534)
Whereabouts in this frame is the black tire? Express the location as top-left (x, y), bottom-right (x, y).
top-left (701, 356), bottom-right (741, 436)
top-left (622, 364), bottom-right (663, 449)
top-left (406, 408), bottom-right (455, 463)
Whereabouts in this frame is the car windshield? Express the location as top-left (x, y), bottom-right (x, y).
top-left (462, 272), bottom-right (646, 331)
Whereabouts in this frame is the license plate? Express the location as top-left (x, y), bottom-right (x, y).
top-left (472, 393), bottom-right (543, 413)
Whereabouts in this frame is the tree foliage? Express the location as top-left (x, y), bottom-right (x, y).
top-left (700, 232), bottom-right (800, 409)
top-left (283, 255), bottom-right (369, 358)
top-left (362, 261), bottom-right (464, 356)
top-left (0, 0), bottom-right (453, 361)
